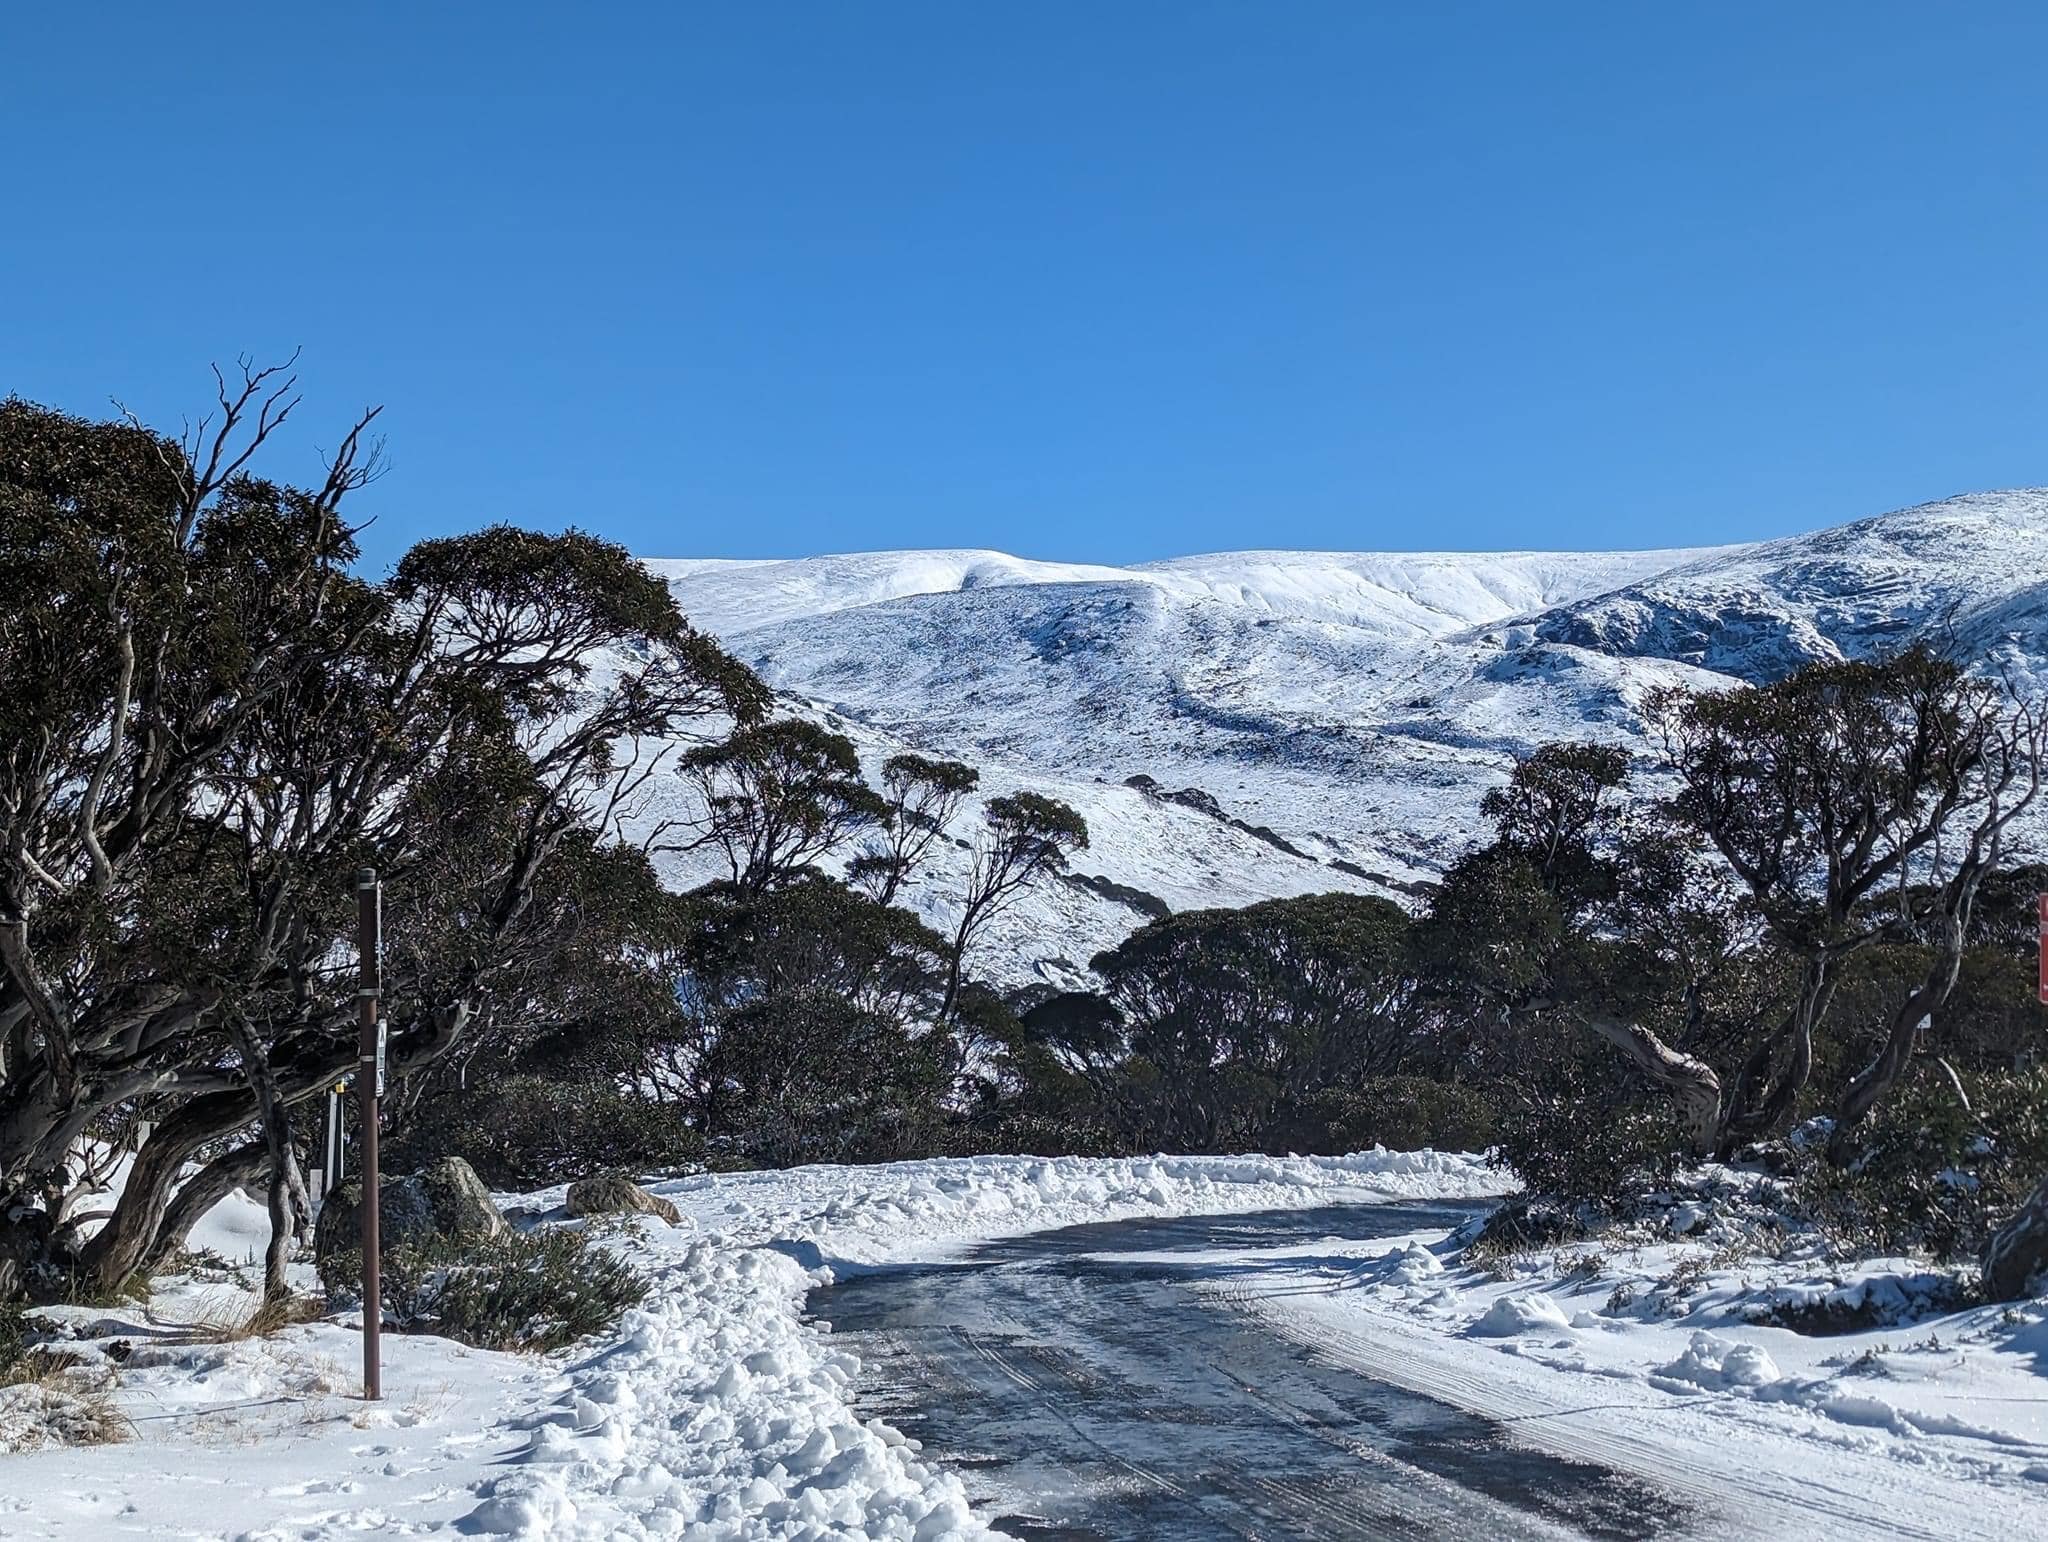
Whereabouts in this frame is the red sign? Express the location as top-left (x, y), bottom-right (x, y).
top-left (2038, 895), bottom-right (2048, 1005)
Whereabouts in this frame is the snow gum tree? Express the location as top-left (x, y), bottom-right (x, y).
top-left (678, 719), bottom-right (887, 893)
top-left (1414, 743), bottom-right (1752, 1166)
top-left (677, 873), bottom-right (955, 1165)
top-left (1061, 892), bottom-right (1417, 1150)
top-left (851, 753), bottom-right (980, 907)
top-left (943, 792), bottom-right (1088, 1021)
top-left (1649, 648), bottom-right (2041, 1159)
top-left (0, 382), bottom-right (765, 1301)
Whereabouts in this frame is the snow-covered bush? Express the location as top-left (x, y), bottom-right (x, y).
top-left (1799, 1068), bottom-right (2048, 1264)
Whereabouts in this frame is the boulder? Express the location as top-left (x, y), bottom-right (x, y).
top-left (1984, 1170), bottom-right (2048, 1302)
top-left (563, 1172), bottom-right (681, 1227)
top-left (314, 1156), bottom-right (508, 1260)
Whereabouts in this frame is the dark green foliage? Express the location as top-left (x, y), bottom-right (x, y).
top-left (682, 875), bottom-right (956, 1166)
top-left (0, 1297), bottom-right (23, 1376)
top-left (387, 1078), bottom-right (702, 1190)
top-left (853, 753), bottom-right (980, 906)
top-left (1964, 862), bottom-right (2048, 960)
top-left (1269, 1078), bottom-right (1500, 1157)
top-left (1014, 893), bottom-right (1420, 1151)
top-left (985, 791), bottom-right (1089, 852)
top-left (1470, 1196), bottom-right (1593, 1256)
top-left (1411, 844), bottom-right (1568, 1016)
top-left (1651, 646), bottom-right (2038, 1154)
top-left (683, 873), bottom-right (952, 1021)
top-left (1416, 742), bottom-right (1747, 1199)
top-left (699, 990), bottom-right (952, 1168)
top-left (1799, 1069), bottom-right (2048, 1262)
top-left (682, 719), bottom-right (888, 891)
top-left (945, 793), bottom-right (1091, 1018)
top-left (1490, 1040), bottom-right (1687, 1215)
top-left (320, 1230), bottom-right (647, 1354)
top-left (1480, 741), bottom-right (1632, 901)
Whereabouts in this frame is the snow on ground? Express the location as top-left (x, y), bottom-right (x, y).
top-left (636, 492), bottom-right (2048, 987)
top-left (1209, 1169), bottom-right (2048, 1539)
top-left (2, 1149), bottom-right (1499, 1540)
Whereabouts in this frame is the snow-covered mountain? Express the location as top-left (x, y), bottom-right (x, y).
top-left (643, 490), bottom-right (2048, 990)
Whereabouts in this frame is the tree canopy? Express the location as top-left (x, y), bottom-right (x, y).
top-left (0, 388), bottom-right (761, 1297)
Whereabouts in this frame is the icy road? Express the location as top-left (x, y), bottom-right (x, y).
top-left (811, 1204), bottom-right (1688, 1540)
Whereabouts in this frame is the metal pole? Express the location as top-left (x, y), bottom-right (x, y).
top-left (355, 868), bottom-right (383, 1401)
top-left (329, 1086), bottom-right (345, 1187)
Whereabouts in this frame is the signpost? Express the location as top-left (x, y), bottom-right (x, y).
top-left (355, 868), bottom-right (384, 1402)
top-left (2038, 894), bottom-right (2048, 1006)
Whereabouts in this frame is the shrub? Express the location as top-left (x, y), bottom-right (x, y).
top-left (1492, 1088), bottom-right (1684, 1212)
top-left (1798, 1067), bottom-right (2048, 1262)
top-left (0, 1299), bottom-right (23, 1377)
top-left (1467, 1196), bottom-right (1592, 1275)
top-left (321, 1229), bottom-right (647, 1354)
top-left (1486, 1024), bottom-right (1688, 1211)
top-left (388, 1076), bottom-right (701, 1189)
top-left (1269, 1077), bottom-right (1500, 1155)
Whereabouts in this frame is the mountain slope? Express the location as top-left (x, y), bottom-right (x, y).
top-left (1530, 489), bottom-right (2048, 679)
top-left (645, 490), bottom-right (2048, 988)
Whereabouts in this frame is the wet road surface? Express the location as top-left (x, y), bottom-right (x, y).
top-left (808, 1204), bottom-right (1694, 1540)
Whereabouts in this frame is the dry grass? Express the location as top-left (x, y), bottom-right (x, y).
top-left (178, 1287), bottom-right (325, 1344)
top-left (0, 1350), bottom-right (131, 1450)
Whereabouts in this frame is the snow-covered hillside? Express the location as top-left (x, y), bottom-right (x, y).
top-left (644, 490), bottom-right (2048, 989)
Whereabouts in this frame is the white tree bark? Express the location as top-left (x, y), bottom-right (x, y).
top-left (1589, 1017), bottom-right (1723, 1157)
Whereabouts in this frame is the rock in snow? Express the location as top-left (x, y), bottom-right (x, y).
top-left (313, 1155), bottom-right (507, 1260)
top-left (564, 1172), bottom-right (683, 1226)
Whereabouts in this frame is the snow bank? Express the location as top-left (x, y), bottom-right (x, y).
top-left (459, 1242), bottom-right (990, 1539)
top-left (1225, 1166), bottom-right (2048, 1536)
top-left (2, 1149), bottom-right (1502, 1540)
top-left (1469, 1291), bottom-right (1572, 1337)
top-left (1653, 1331), bottom-right (1781, 1391)
top-left (491, 1149), bottom-right (1498, 1281)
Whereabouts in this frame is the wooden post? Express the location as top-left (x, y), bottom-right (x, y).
top-left (2037, 894), bottom-right (2047, 1006)
top-left (356, 868), bottom-right (383, 1401)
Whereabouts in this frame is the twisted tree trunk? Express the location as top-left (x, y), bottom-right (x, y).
top-left (142, 1141), bottom-right (267, 1274)
top-left (1589, 1017), bottom-right (1723, 1157)
top-left (1716, 957), bottom-right (1836, 1156)
top-left (228, 1018), bottom-right (304, 1299)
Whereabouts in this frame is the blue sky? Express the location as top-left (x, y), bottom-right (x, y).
top-left (5, 4), bottom-right (2046, 573)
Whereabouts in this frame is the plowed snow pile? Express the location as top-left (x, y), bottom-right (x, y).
top-left (1, 1150), bottom-right (1498, 1540)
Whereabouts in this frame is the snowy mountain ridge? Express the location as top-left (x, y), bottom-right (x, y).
top-left (645, 542), bottom-right (1734, 641)
top-left (643, 490), bottom-right (2048, 989)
